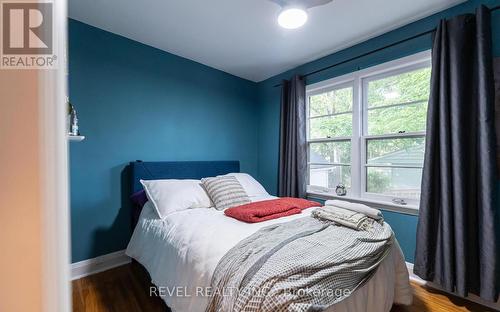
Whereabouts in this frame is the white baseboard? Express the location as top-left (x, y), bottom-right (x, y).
top-left (406, 262), bottom-right (500, 311)
top-left (71, 250), bottom-right (131, 280)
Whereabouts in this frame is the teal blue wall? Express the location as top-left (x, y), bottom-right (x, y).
top-left (69, 19), bottom-right (258, 262)
top-left (255, 0), bottom-right (500, 263)
top-left (70, 0), bottom-right (500, 263)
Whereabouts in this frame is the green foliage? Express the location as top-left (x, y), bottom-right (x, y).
top-left (367, 67), bottom-right (431, 107)
top-left (308, 66), bottom-right (431, 195)
top-left (310, 141), bottom-right (351, 164)
top-left (334, 166), bottom-right (351, 188)
top-left (309, 86), bottom-right (353, 139)
top-left (309, 67), bottom-right (431, 139)
top-left (322, 166), bottom-right (351, 188)
top-left (309, 87), bottom-right (352, 117)
top-left (366, 66), bottom-right (431, 139)
top-left (366, 169), bottom-right (391, 193)
top-left (367, 102), bottom-right (427, 135)
top-left (310, 114), bottom-right (352, 139)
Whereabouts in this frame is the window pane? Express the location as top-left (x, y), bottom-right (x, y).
top-left (310, 165), bottom-right (351, 189)
top-left (309, 86), bottom-right (353, 117)
top-left (367, 67), bottom-right (431, 108)
top-left (310, 141), bottom-right (351, 164)
top-left (366, 167), bottom-right (422, 199)
top-left (367, 137), bottom-right (425, 166)
top-left (309, 113), bottom-right (352, 139)
top-left (367, 102), bottom-right (427, 135)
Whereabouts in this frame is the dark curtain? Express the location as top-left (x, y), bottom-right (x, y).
top-left (495, 57), bottom-right (500, 171)
top-left (414, 6), bottom-right (499, 301)
top-left (278, 75), bottom-right (307, 198)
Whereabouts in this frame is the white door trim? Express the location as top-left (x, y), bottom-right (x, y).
top-left (39, 0), bottom-right (70, 311)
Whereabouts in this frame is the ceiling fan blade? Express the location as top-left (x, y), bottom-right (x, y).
top-left (269, 0), bottom-right (333, 9)
top-left (269, 0), bottom-right (287, 6)
top-left (302, 0), bottom-right (334, 8)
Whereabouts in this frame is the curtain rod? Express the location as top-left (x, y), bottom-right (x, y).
top-left (273, 5), bottom-right (500, 88)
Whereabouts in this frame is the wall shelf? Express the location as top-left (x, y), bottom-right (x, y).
top-left (68, 135), bottom-right (85, 142)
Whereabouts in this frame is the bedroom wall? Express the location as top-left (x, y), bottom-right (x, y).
top-left (255, 0), bottom-right (500, 263)
top-left (69, 19), bottom-right (259, 262)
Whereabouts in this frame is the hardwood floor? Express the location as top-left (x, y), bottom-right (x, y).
top-left (72, 264), bottom-right (493, 312)
top-left (72, 263), bottom-right (169, 312)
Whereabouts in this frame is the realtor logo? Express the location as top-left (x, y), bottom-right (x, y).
top-left (1, 1), bottom-right (57, 69)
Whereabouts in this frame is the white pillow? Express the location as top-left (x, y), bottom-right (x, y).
top-left (140, 179), bottom-right (212, 219)
top-left (222, 173), bottom-right (269, 198)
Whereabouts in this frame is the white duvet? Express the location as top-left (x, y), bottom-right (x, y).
top-left (126, 200), bottom-right (412, 312)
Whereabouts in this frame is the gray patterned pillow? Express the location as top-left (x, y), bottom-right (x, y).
top-left (201, 176), bottom-right (250, 210)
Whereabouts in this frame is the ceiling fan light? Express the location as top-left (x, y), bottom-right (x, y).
top-left (278, 7), bottom-right (308, 29)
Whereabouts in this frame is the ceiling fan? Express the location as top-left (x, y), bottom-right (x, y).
top-left (269, 0), bottom-right (334, 29)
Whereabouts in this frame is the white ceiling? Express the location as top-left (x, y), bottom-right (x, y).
top-left (69, 0), bottom-right (465, 82)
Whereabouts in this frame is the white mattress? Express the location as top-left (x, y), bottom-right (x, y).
top-left (126, 201), bottom-right (412, 312)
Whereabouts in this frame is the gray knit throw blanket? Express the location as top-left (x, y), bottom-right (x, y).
top-left (206, 216), bottom-right (393, 312)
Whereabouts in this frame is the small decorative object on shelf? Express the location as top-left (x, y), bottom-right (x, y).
top-left (69, 102), bottom-right (79, 136)
top-left (335, 183), bottom-right (347, 196)
top-left (67, 98), bottom-right (84, 141)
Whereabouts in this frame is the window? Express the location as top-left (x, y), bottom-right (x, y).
top-left (306, 52), bottom-right (431, 208)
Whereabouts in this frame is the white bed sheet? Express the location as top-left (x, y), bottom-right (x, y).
top-left (126, 201), bottom-right (412, 312)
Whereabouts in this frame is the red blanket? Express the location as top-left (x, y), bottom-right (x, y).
top-left (224, 197), bottom-right (320, 223)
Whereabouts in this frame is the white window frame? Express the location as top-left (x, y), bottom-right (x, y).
top-left (306, 51), bottom-right (431, 214)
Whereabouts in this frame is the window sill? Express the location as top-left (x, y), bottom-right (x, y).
top-left (306, 191), bottom-right (420, 216)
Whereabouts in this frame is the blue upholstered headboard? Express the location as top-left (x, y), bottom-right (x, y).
top-left (130, 160), bottom-right (240, 193)
top-left (129, 160), bottom-right (240, 230)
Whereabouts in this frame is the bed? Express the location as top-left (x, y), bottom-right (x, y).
top-left (125, 161), bottom-right (412, 312)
